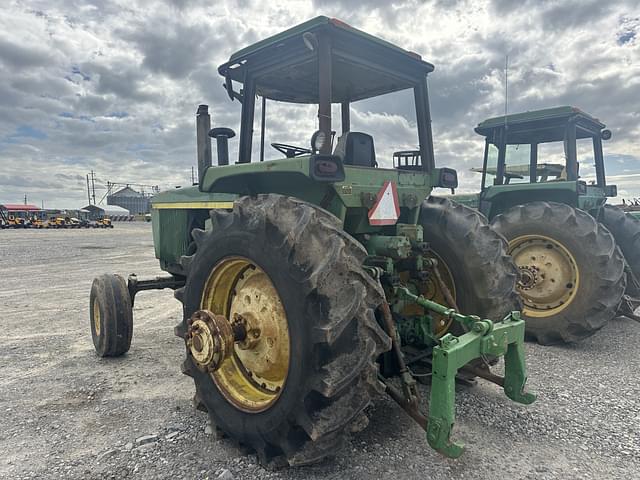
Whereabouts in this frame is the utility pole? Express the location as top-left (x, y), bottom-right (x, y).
top-left (191, 166), bottom-right (196, 185)
top-left (86, 174), bottom-right (91, 205)
top-left (90, 170), bottom-right (96, 205)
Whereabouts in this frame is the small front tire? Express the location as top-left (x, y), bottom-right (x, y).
top-left (90, 274), bottom-right (133, 357)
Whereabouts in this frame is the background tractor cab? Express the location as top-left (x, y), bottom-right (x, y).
top-left (470, 106), bottom-right (615, 219)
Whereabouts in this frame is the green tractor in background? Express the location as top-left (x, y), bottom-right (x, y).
top-left (455, 106), bottom-right (640, 344)
top-left (89, 17), bottom-right (535, 466)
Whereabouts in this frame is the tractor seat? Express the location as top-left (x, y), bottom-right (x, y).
top-left (333, 132), bottom-right (377, 167)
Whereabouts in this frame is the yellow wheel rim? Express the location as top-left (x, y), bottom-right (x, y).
top-left (201, 257), bottom-right (290, 412)
top-left (509, 235), bottom-right (579, 318)
top-left (93, 297), bottom-right (101, 336)
top-left (399, 252), bottom-right (456, 337)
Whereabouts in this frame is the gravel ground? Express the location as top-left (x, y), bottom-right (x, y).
top-left (1, 223), bottom-right (639, 480)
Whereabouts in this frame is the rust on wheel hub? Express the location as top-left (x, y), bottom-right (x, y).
top-left (518, 265), bottom-right (539, 291)
top-left (186, 310), bottom-right (236, 373)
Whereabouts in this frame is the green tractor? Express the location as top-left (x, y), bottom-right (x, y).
top-left (455, 106), bottom-right (640, 344)
top-left (89, 17), bottom-right (535, 466)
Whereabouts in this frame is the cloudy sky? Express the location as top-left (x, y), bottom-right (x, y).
top-left (0, 0), bottom-right (639, 208)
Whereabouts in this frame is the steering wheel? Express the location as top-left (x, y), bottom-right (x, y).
top-left (271, 142), bottom-right (311, 158)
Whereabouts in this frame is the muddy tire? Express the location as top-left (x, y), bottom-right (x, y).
top-left (174, 195), bottom-right (391, 467)
top-left (599, 204), bottom-right (640, 282)
top-left (89, 274), bottom-right (133, 357)
top-left (491, 202), bottom-right (626, 345)
top-left (419, 197), bottom-right (520, 322)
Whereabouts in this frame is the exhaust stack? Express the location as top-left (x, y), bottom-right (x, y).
top-left (196, 104), bottom-right (212, 187)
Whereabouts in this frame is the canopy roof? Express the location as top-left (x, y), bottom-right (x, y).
top-left (475, 106), bottom-right (606, 144)
top-left (1, 204), bottom-right (40, 212)
top-left (103, 205), bottom-right (130, 215)
top-left (218, 16), bottom-right (434, 103)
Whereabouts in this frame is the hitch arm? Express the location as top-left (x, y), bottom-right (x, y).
top-left (392, 287), bottom-right (536, 458)
top-left (428, 324), bottom-right (535, 457)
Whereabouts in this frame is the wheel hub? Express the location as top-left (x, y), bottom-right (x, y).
top-left (93, 297), bottom-right (101, 336)
top-left (517, 266), bottom-right (539, 290)
top-left (197, 257), bottom-right (290, 412)
top-left (509, 235), bottom-right (579, 316)
top-left (186, 310), bottom-right (236, 372)
top-left (228, 270), bottom-right (289, 385)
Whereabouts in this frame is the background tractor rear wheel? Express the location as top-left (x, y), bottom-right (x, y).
top-left (174, 195), bottom-right (391, 467)
top-left (89, 274), bottom-right (133, 356)
top-left (491, 202), bottom-right (626, 345)
top-left (419, 197), bottom-right (520, 326)
top-left (600, 204), bottom-right (640, 282)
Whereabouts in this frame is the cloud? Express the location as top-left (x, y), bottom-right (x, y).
top-left (120, 20), bottom-right (216, 80)
top-left (0, 0), bottom-right (638, 208)
top-left (0, 36), bottom-right (52, 68)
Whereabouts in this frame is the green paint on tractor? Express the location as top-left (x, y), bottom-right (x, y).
top-left (90, 16), bottom-right (535, 466)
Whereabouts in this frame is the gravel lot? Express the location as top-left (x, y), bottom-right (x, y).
top-left (1, 223), bottom-right (639, 479)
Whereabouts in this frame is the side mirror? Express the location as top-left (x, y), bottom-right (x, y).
top-left (601, 129), bottom-right (612, 140)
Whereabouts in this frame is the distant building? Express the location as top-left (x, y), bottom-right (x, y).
top-left (1, 204), bottom-right (42, 219)
top-left (103, 205), bottom-right (131, 218)
top-left (82, 204), bottom-right (130, 220)
top-left (1, 204), bottom-right (41, 213)
top-left (82, 204), bottom-right (106, 220)
top-left (107, 186), bottom-right (151, 214)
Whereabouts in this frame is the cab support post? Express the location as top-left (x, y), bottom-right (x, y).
top-left (414, 76), bottom-right (435, 171)
top-left (317, 32), bottom-right (332, 154)
top-left (238, 72), bottom-right (256, 163)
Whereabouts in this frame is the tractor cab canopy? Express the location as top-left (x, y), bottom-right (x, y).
top-left (216, 16), bottom-right (436, 170)
top-left (475, 106), bottom-right (612, 189)
top-left (475, 106), bottom-right (605, 144)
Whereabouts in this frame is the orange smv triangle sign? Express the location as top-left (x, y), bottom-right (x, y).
top-left (368, 181), bottom-right (400, 226)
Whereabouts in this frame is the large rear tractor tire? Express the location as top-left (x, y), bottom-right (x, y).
top-left (599, 204), bottom-right (640, 282)
top-left (491, 202), bottom-right (626, 345)
top-left (174, 195), bottom-right (391, 467)
top-left (89, 274), bottom-right (133, 356)
top-left (419, 197), bottom-right (520, 328)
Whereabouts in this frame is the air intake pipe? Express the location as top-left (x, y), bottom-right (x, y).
top-left (209, 127), bottom-right (235, 167)
top-left (196, 104), bottom-right (212, 187)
